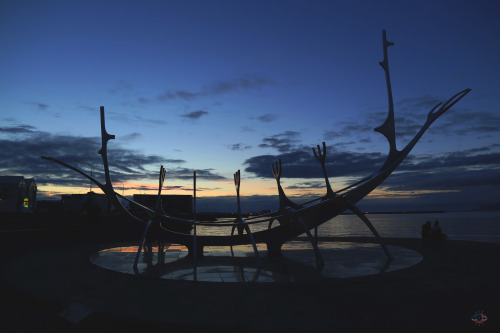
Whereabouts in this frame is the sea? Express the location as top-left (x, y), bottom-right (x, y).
top-left (196, 211), bottom-right (500, 244)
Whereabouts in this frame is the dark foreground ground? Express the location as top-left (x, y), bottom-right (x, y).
top-left (0, 222), bottom-right (499, 333)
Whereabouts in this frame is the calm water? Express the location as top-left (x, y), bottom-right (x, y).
top-left (196, 211), bottom-right (500, 244)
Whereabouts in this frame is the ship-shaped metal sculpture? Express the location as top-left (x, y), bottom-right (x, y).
top-left (43, 31), bottom-right (470, 272)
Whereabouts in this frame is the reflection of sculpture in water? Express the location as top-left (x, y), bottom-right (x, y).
top-left (42, 30), bottom-right (469, 277)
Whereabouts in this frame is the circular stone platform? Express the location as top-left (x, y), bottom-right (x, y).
top-left (2, 238), bottom-right (499, 332)
top-left (90, 241), bottom-right (422, 282)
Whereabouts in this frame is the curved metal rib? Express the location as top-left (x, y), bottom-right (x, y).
top-left (242, 218), bottom-right (262, 270)
top-left (133, 219), bottom-right (153, 271)
top-left (296, 216), bottom-right (325, 269)
top-left (341, 197), bottom-right (392, 261)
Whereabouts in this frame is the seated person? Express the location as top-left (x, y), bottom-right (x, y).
top-left (431, 220), bottom-right (447, 240)
top-left (421, 220), bottom-right (432, 238)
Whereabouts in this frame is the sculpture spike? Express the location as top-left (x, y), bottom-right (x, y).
top-left (192, 170), bottom-right (197, 277)
top-left (234, 169), bottom-right (242, 217)
top-left (375, 30), bottom-right (400, 170)
top-left (98, 106), bottom-right (117, 192)
top-left (312, 142), bottom-right (334, 197)
top-left (271, 159), bottom-right (281, 180)
top-left (135, 164), bottom-right (168, 269)
top-left (428, 88), bottom-right (471, 121)
top-left (232, 169), bottom-right (244, 235)
top-left (271, 159), bottom-right (301, 212)
top-left (231, 171), bottom-right (263, 270)
top-left (154, 165), bottom-right (166, 215)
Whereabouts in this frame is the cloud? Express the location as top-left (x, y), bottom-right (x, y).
top-left (120, 132), bottom-right (141, 141)
top-left (108, 79), bottom-right (133, 94)
top-left (126, 184), bottom-right (191, 192)
top-left (244, 142), bottom-right (500, 195)
top-left (156, 74), bottom-right (274, 102)
top-left (25, 101), bottom-right (49, 111)
top-left (77, 104), bottom-right (97, 112)
top-left (244, 149), bottom-right (385, 179)
top-left (258, 131), bottom-right (301, 152)
top-left (107, 111), bottom-right (167, 126)
top-left (181, 110), bottom-right (209, 120)
top-left (157, 90), bottom-right (199, 101)
top-left (392, 95), bottom-right (500, 139)
top-left (255, 114), bottom-right (278, 122)
top-left (228, 143), bottom-right (252, 151)
top-left (1, 117), bottom-right (16, 122)
top-left (37, 103), bottom-right (49, 110)
top-left (240, 126), bottom-right (255, 132)
top-left (397, 147), bottom-right (500, 172)
top-left (396, 95), bottom-right (441, 112)
top-left (322, 94), bottom-right (499, 149)
top-left (362, 163), bottom-right (500, 212)
top-left (322, 119), bottom-right (374, 144)
top-left (0, 124), bottom-right (191, 191)
top-left (0, 125), bottom-right (38, 135)
top-left (323, 131), bottom-right (342, 140)
top-left (383, 168), bottom-right (500, 191)
top-left (241, 141), bottom-right (500, 212)
top-left (286, 181), bottom-right (325, 190)
top-left (437, 110), bottom-right (500, 137)
top-left (206, 75), bottom-right (274, 94)
top-left (165, 168), bottom-right (226, 181)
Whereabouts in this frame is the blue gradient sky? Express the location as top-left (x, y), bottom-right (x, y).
top-left (1, 0), bottom-right (499, 212)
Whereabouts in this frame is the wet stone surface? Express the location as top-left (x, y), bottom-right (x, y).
top-left (90, 241), bottom-right (422, 282)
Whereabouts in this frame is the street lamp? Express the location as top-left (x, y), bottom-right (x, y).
top-left (75, 160), bottom-right (93, 192)
top-left (119, 181), bottom-right (124, 204)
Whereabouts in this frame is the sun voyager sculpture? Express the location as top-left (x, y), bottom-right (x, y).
top-left (43, 30), bottom-right (470, 276)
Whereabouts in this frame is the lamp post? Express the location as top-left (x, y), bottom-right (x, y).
top-left (119, 181), bottom-right (124, 204)
top-left (75, 160), bottom-right (93, 192)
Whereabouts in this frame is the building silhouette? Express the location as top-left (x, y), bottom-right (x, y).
top-left (61, 192), bottom-right (111, 213)
top-left (0, 176), bottom-right (37, 213)
top-left (132, 194), bottom-right (193, 217)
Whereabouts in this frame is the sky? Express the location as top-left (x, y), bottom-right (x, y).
top-left (1, 0), bottom-right (499, 212)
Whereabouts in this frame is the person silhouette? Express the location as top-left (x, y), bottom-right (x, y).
top-left (422, 220), bottom-right (432, 239)
top-left (431, 220), bottom-right (446, 240)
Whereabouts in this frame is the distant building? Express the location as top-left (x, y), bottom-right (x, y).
top-left (132, 194), bottom-right (193, 217)
top-left (60, 192), bottom-right (111, 213)
top-left (0, 176), bottom-right (37, 213)
top-left (36, 200), bottom-right (61, 213)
